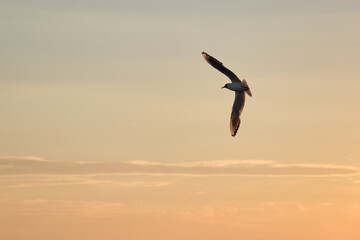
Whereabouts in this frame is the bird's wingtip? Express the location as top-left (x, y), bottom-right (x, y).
top-left (246, 90), bottom-right (252, 97)
top-left (242, 79), bottom-right (252, 97)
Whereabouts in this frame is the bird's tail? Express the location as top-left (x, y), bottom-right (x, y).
top-left (242, 79), bottom-right (252, 97)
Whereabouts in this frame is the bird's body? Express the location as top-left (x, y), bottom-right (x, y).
top-left (201, 52), bottom-right (252, 137)
top-left (223, 82), bottom-right (248, 92)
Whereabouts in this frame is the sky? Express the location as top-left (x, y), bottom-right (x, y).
top-left (1, 0), bottom-right (360, 239)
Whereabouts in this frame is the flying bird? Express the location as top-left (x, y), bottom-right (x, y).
top-left (202, 52), bottom-right (252, 137)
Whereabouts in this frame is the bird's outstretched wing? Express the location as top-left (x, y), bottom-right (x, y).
top-left (202, 52), bottom-right (241, 83)
top-left (230, 91), bottom-right (245, 136)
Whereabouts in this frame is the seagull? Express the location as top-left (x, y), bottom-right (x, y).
top-left (202, 52), bottom-right (252, 137)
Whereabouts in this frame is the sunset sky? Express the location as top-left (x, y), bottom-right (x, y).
top-left (1, 0), bottom-right (360, 239)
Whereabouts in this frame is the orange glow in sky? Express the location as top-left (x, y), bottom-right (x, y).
top-left (1, 0), bottom-right (360, 239)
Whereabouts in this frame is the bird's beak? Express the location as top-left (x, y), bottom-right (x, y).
top-left (221, 85), bottom-right (226, 89)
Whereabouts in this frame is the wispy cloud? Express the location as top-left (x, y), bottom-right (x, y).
top-left (117, 181), bottom-right (169, 187)
top-left (0, 175), bottom-right (108, 188)
top-left (1, 199), bottom-right (126, 217)
top-left (175, 201), bottom-right (309, 225)
top-left (0, 156), bottom-right (358, 177)
top-left (0, 156), bottom-right (47, 161)
top-left (0, 174), bottom-right (170, 189)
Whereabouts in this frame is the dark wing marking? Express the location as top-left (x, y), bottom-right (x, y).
top-left (230, 91), bottom-right (246, 136)
top-left (202, 52), bottom-right (241, 83)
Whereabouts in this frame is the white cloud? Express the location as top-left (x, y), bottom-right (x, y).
top-left (23, 199), bottom-right (49, 204)
top-left (0, 174), bottom-right (170, 189)
top-left (131, 159), bottom-right (275, 167)
top-left (117, 181), bottom-right (169, 187)
top-left (1, 199), bottom-right (126, 217)
top-left (0, 156), bottom-right (46, 161)
top-left (1, 156), bottom-right (359, 178)
top-left (0, 175), bottom-right (107, 188)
